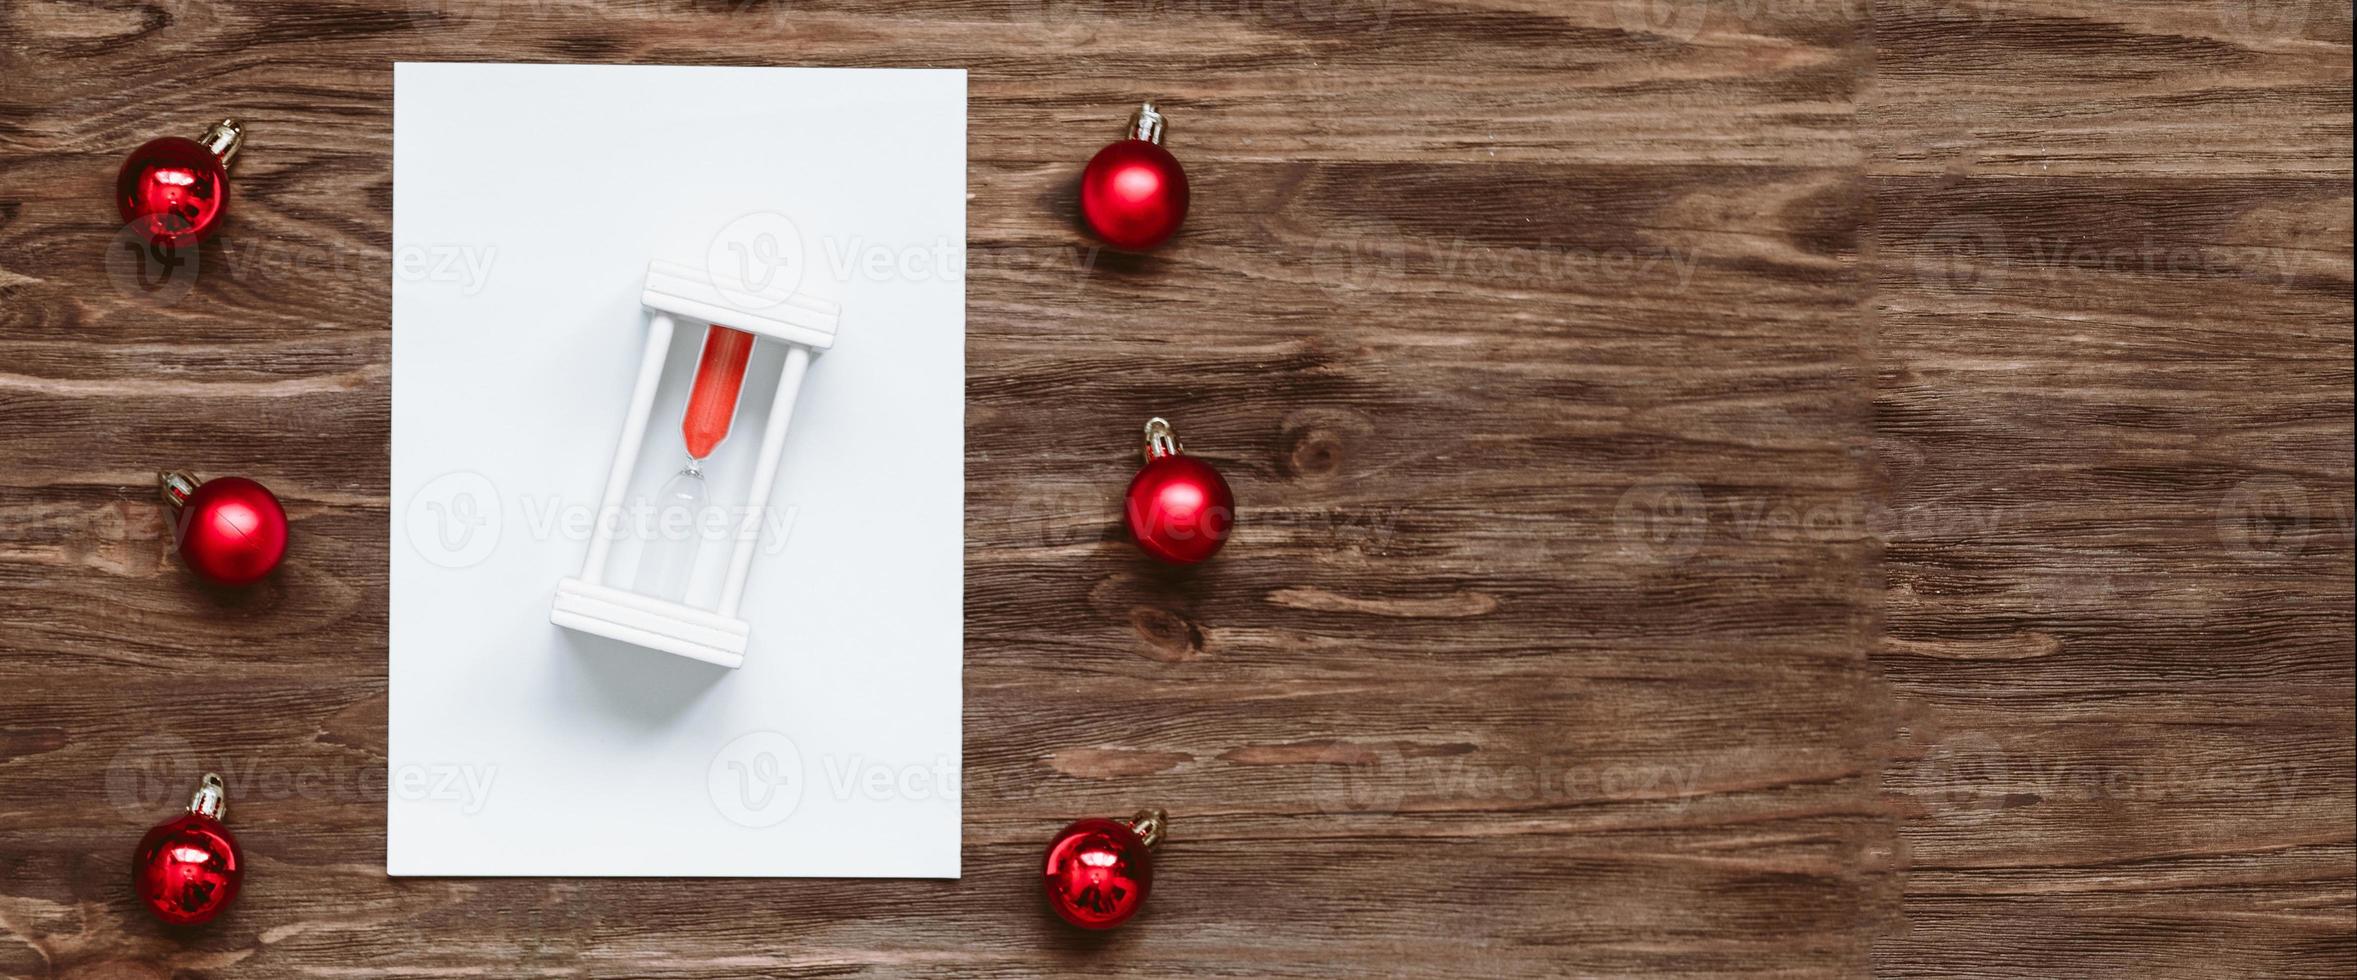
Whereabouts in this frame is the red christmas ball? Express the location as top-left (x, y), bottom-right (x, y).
top-left (116, 120), bottom-right (244, 248)
top-left (1043, 809), bottom-right (1164, 930)
top-left (133, 774), bottom-right (243, 927)
top-left (162, 471), bottom-right (288, 586)
top-left (1080, 103), bottom-right (1189, 251)
top-left (1125, 418), bottom-right (1233, 564)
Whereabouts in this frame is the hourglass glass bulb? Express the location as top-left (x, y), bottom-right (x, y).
top-left (634, 326), bottom-right (758, 603)
top-left (636, 460), bottom-right (707, 602)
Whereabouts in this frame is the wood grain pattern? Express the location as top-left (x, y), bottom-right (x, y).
top-left (1868, 1), bottom-right (2355, 977)
top-left (0, 0), bottom-right (2345, 977)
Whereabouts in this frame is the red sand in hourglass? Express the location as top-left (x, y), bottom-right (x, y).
top-left (684, 326), bottom-right (756, 458)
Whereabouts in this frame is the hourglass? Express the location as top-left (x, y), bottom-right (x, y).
top-left (550, 257), bottom-right (841, 668)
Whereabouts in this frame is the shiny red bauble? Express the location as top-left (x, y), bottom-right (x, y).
top-left (1080, 103), bottom-right (1189, 251)
top-left (162, 471), bottom-right (288, 586)
top-left (116, 120), bottom-right (244, 247)
top-left (1043, 809), bottom-right (1164, 930)
top-left (133, 774), bottom-right (243, 927)
top-left (1125, 418), bottom-right (1233, 564)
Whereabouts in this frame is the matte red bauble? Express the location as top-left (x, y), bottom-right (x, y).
top-left (1043, 808), bottom-right (1165, 930)
top-left (1125, 418), bottom-right (1233, 564)
top-left (1080, 103), bottom-right (1189, 251)
top-left (133, 774), bottom-right (243, 927)
top-left (116, 119), bottom-right (245, 247)
top-left (161, 471), bottom-right (288, 586)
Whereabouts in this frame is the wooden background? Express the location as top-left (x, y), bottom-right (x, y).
top-left (0, 0), bottom-right (2348, 977)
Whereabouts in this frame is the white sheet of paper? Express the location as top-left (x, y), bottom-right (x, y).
top-left (389, 63), bottom-right (964, 877)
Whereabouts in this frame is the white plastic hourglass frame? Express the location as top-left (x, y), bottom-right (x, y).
top-left (549, 257), bottom-right (841, 668)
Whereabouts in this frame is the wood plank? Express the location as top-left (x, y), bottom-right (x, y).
top-left (1869, 1), bottom-right (2354, 976)
top-left (1, 0), bottom-right (2349, 976)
